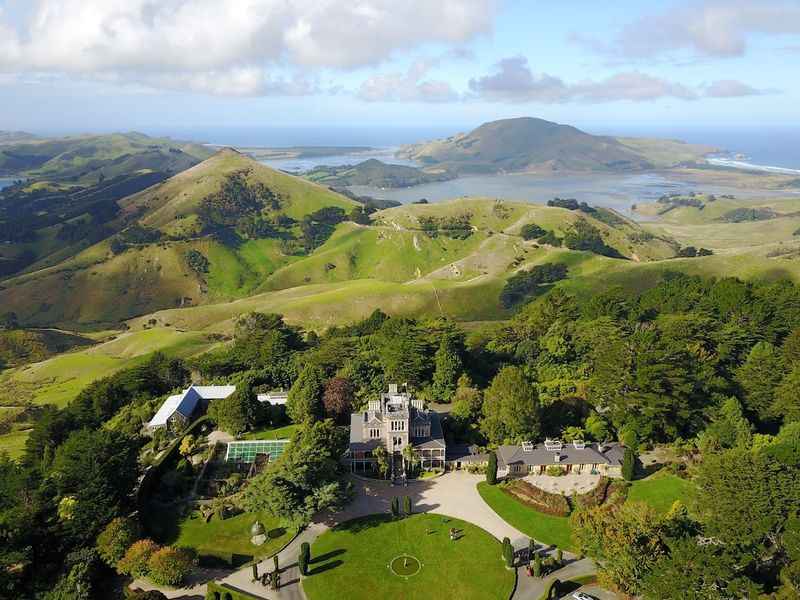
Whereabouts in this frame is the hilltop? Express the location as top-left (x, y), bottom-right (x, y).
top-left (303, 158), bottom-right (455, 188)
top-left (0, 131), bottom-right (212, 181)
top-left (398, 117), bottom-right (714, 174)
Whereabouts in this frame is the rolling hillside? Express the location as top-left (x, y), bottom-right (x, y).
top-left (398, 117), bottom-right (713, 174)
top-left (0, 150), bottom-right (359, 328)
top-left (0, 131), bottom-right (212, 180)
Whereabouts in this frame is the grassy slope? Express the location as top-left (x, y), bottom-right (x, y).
top-left (0, 151), bottom-right (358, 328)
top-left (477, 481), bottom-right (574, 551)
top-left (0, 327), bottom-right (220, 408)
top-left (627, 472), bottom-right (694, 515)
top-left (155, 507), bottom-right (294, 560)
top-left (0, 429), bottom-right (30, 460)
top-left (303, 513), bottom-right (515, 600)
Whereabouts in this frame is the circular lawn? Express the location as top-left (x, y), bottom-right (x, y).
top-left (302, 513), bottom-right (515, 600)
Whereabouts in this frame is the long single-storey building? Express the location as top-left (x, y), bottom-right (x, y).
top-left (147, 385), bottom-right (236, 431)
top-left (496, 439), bottom-right (625, 478)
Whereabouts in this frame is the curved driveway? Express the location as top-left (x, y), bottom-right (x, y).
top-left (134, 472), bottom-right (596, 599)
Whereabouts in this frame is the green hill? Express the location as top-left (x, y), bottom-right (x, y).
top-left (398, 117), bottom-right (712, 174)
top-left (0, 131), bottom-right (212, 181)
top-left (0, 328), bottom-right (95, 369)
top-left (0, 150), bottom-right (359, 329)
top-left (304, 158), bottom-right (454, 188)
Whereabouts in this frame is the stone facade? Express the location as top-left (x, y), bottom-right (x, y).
top-left (349, 384), bottom-right (445, 476)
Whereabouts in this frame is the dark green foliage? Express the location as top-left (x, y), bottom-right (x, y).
top-left (499, 262), bottom-right (568, 308)
top-left (300, 207), bottom-right (346, 251)
top-left (198, 169), bottom-right (279, 230)
top-left (533, 551), bottom-right (542, 577)
top-left (622, 447), bottom-right (635, 481)
top-left (520, 223), bottom-right (546, 240)
top-left (537, 230), bottom-right (562, 246)
top-left (185, 249), bottom-right (210, 274)
top-left (208, 382), bottom-right (261, 434)
top-left (556, 547), bottom-right (562, 564)
top-left (418, 213), bottom-right (473, 239)
top-left (52, 429), bottom-right (140, 544)
top-left (403, 495), bottom-right (412, 515)
top-left (287, 364), bottom-right (326, 423)
top-left (374, 317), bottom-right (429, 385)
top-left (563, 219), bottom-right (625, 258)
top-left (118, 224), bottom-right (162, 245)
top-left (481, 366), bottom-right (540, 443)
top-left (486, 452), bottom-right (498, 485)
top-left (299, 542), bottom-right (310, 575)
top-left (244, 420), bottom-right (348, 526)
top-left (431, 335), bottom-right (464, 403)
top-left (391, 496), bottom-right (400, 518)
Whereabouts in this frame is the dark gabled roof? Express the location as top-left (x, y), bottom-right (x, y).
top-left (446, 444), bottom-right (488, 463)
top-left (496, 442), bottom-right (625, 468)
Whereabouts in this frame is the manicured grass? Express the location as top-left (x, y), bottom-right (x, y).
top-left (241, 423), bottom-right (299, 440)
top-left (477, 482), bottom-right (574, 552)
top-left (156, 506), bottom-right (294, 561)
top-left (627, 472), bottom-right (694, 515)
top-left (303, 513), bottom-right (515, 600)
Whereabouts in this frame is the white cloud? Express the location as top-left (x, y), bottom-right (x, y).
top-left (468, 56), bottom-right (698, 103)
top-left (468, 56), bottom-right (767, 104)
top-left (357, 59), bottom-right (459, 103)
top-left (0, 0), bottom-right (495, 95)
top-left (703, 79), bottom-right (770, 98)
top-left (573, 0), bottom-right (800, 60)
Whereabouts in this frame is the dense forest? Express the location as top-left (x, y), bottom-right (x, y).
top-left (2, 271), bottom-right (800, 597)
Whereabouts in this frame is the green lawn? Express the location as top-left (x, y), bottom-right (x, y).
top-left (241, 423), bottom-right (299, 441)
top-left (477, 482), bottom-right (574, 552)
top-left (627, 472), bottom-right (694, 515)
top-left (303, 513), bottom-right (515, 600)
top-left (155, 506), bottom-right (294, 562)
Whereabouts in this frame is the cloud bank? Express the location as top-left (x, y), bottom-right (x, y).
top-left (574, 0), bottom-right (800, 59)
top-left (467, 56), bottom-right (770, 104)
top-left (0, 0), bottom-right (495, 96)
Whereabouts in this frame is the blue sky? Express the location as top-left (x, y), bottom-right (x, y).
top-left (1, 0), bottom-right (799, 136)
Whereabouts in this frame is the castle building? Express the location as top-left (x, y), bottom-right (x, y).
top-left (348, 384), bottom-right (445, 477)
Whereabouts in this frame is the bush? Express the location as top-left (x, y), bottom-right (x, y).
top-left (147, 547), bottom-right (196, 586)
top-left (403, 495), bottom-right (412, 515)
top-left (499, 263), bottom-right (569, 308)
top-left (486, 452), bottom-right (498, 485)
top-left (521, 223), bottom-right (546, 240)
top-left (545, 465), bottom-right (565, 477)
top-left (117, 539), bottom-right (160, 578)
top-left (96, 516), bottom-right (139, 567)
top-left (390, 496), bottom-right (400, 518)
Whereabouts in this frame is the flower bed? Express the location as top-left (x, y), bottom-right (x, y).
top-left (502, 479), bottom-right (571, 517)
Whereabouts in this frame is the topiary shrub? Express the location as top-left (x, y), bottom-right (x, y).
top-left (622, 446), bottom-right (636, 481)
top-left (486, 452), bottom-right (498, 485)
top-left (502, 539), bottom-right (514, 568)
